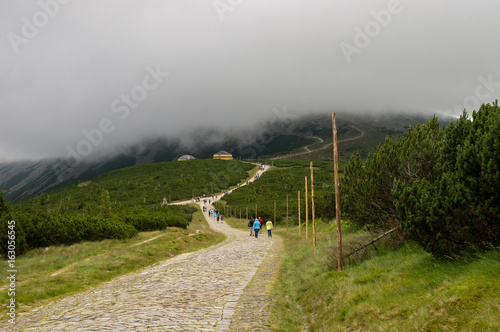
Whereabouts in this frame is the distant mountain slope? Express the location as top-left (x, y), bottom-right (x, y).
top-left (0, 111), bottom-right (452, 201)
top-left (13, 159), bottom-right (255, 215)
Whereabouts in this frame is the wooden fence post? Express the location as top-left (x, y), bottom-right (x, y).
top-left (311, 162), bottom-right (316, 249)
top-left (333, 112), bottom-right (343, 270)
top-left (298, 190), bottom-right (301, 237)
top-left (286, 194), bottom-right (289, 232)
top-left (305, 176), bottom-right (309, 240)
top-left (274, 200), bottom-right (276, 228)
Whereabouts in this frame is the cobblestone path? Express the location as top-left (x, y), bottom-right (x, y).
top-left (3, 201), bottom-right (281, 331)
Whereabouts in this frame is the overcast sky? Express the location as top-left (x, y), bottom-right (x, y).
top-left (1, 0), bottom-right (499, 161)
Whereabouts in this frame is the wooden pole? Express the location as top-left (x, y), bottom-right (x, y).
top-left (274, 200), bottom-right (276, 228)
top-left (310, 162), bottom-right (316, 249)
top-left (333, 112), bottom-right (343, 270)
top-left (255, 203), bottom-right (258, 219)
top-left (286, 194), bottom-right (289, 232)
top-left (298, 190), bottom-right (301, 237)
top-left (246, 207), bottom-right (248, 220)
top-left (305, 176), bottom-right (309, 240)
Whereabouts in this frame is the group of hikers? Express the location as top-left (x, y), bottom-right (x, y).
top-left (247, 217), bottom-right (273, 238)
top-left (198, 163), bottom-right (273, 234)
top-left (206, 206), bottom-right (273, 238)
top-left (208, 208), bottom-right (224, 223)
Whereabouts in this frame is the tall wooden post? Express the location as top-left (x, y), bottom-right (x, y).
top-left (333, 112), bottom-right (343, 270)
top-left (286, 194), bottom-right (289, 232)
top-left (305, 176), bottom-right (309, 240)
top-left (298, 190), bottom-right (301, 237)
top-left (274, 200), bottom-right (276, 228)
top-left (255, 203), bottom-right (258, 219)
top-left (246, 207), bottom-right (248, 220)
top-left (310, 162), bottom-right (316, 249)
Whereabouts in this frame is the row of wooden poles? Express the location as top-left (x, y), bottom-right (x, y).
top-left (221, 163), bottom-right (321, 245)
top-left (221, 113), bottom-right (343, 271)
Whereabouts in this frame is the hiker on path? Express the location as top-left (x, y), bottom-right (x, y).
top-left (248, 219), bottom-right (254, 236)
top-left (266, 220), bottom-right (273, 238)
top-left (253, 218), bottom-right (261, 238)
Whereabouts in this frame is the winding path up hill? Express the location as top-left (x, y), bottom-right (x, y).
top-left (4, 164), bottom-right (282, 331)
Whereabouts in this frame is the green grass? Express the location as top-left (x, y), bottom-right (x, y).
top-left (12, 159), bottom-right (256, 216)
top-left (222, 215), bottom-right (250, 231)
top-left (214, 160), bottom-right (337, 223)
top-left (270, 222), bottom-right (500, 331)
top-left (0, 205), bottom-right (225, 317)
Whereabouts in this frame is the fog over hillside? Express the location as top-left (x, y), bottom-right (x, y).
top-left (1, 1), bottom-right (500, 162)
top-left (0, 111), bottom-right (453, 201)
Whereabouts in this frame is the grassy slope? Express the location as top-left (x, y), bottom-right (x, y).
top-left (213, 160), bottom-right (336, 223)
top-left (270, 222), bottom-right (500, 331)
top-left (12, 159), bottom-right (256, 215)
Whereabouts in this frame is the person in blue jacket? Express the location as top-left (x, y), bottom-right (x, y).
top-left (253, 218), bottom-right (261, 238)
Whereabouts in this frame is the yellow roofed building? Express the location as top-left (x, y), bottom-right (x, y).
top-left (213, 150), bottom-right (233, 160)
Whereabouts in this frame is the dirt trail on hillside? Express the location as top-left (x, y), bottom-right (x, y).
top-left (270, 126), bottom-right (365, 160)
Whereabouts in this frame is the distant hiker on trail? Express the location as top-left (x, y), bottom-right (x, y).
top-left (253, 219), bottom-right (261, 238)
top-left (266, 220), bottom-right (273, 238)
top-left (258, 217), bottom-right (263, 231)
top-left (248, 219), bottom-right (254, 236)
top-left (221, 215), bottom-right (224, 222)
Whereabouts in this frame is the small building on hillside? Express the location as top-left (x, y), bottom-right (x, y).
top-left (177, 154), bottom-right (196, 161)
top-left (213, 150), bottom-right (233, 160)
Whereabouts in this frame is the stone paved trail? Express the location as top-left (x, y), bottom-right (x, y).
top-left (4, 166), bottom-right (282, 331)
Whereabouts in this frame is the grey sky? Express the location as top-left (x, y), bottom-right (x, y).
top-left (1, 0), bottom-right (499, 161)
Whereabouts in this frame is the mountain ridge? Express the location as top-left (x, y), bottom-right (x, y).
top-left (0, 111), bottom-right (453, 201)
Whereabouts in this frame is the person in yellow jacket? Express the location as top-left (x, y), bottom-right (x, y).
top-left (266, 220), bottom-right (273, 238)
